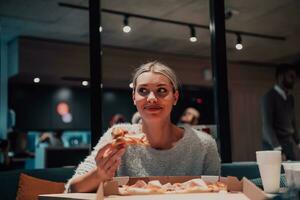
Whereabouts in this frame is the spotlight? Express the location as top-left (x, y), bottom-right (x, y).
top-left (129, 82), bottom-right (133, 89)
top-left (189, 25), bottom-right (197, 42)
top-left (82, 81), bottom-right (89, 86)
top-left (235, 33), bottom-right (243, 50)
top-left (33, 77), bottom-right (40, 83)
top-left (123, 15), bottom-right (131, 33)
top-left (99, 26), bottom-right (103, 32)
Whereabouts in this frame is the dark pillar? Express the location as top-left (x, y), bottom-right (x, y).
top-left (89, 0), bottom-right (102, 147)
top-left (209, 0), bottom-right (232, 162)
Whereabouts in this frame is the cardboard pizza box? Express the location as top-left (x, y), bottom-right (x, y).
top-left (39, 176), bottom-right (268, 200)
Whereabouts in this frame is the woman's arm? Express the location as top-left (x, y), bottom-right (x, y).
top-left (65, 125), bottom-right (127, 193)
top-left (69, 144), bottom-right (125, 192)
top-left (202, 138), bottom-right (221, 175)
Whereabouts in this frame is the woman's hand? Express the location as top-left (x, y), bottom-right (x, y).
top-left (94, 143), bottom-right (126, 182)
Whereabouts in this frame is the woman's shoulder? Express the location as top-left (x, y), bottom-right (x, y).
top-left (184, 125), bottom-right (216, 146)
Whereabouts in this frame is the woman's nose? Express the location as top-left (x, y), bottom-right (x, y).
top-left (147, 91), bottom-right (157, 103)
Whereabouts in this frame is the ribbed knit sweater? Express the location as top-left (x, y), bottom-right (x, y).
top-left (65, 123), bottom-right (221, 192)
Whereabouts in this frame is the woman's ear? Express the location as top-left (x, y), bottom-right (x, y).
top-left (132, 91), bottom-right (136, 105)
top-left (173, 90), bottom-right (179, 106)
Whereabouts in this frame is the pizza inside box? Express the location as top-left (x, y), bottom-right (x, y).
top-left (39, 176), bottom-right (268, 200)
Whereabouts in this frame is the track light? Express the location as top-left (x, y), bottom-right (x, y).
top-left (82, 81), bottom-right (89, 86)
top-left (33, 77), bottom-right (40, 83)
top-left (189, 26), bottom-right (197, 42)
top-left (59, 3), bottom-right (287, 42)
top-left (235, 33), bottom-right (243, 50)
top-left (123, 15), bottom-right (131, 33)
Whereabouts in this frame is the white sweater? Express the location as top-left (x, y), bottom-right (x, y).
top-left (65, 123), bottom-right (221, 192)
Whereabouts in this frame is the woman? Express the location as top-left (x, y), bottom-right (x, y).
top-left (66, 61), bottom-right (220, 193)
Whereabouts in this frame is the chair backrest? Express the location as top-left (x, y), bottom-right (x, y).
top-left (221, 162), bottom-right (261, 180)
top-left (0, 167), bottom-right (75, 200)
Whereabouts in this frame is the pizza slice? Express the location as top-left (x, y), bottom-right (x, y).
top-left (207, 181), bottom-right (227, 192)
top-left (111, 127), bottom-right (150, 149)
top-left (119, 180), bottom-right (164, 195)
top-left (181, 178), bottom-right (212, 193)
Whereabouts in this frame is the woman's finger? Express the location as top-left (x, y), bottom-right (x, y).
top-left (107, 158), bottom-right (121, 176)
top-left (97, 148), bottom-right (118, 169)
top-left (95, 143), bottom-right (112, 162)
top-left (103, 147), bottom-right (125, 171)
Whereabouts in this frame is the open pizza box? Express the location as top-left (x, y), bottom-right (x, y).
top-left (39, 176), bottom-right (268, 200)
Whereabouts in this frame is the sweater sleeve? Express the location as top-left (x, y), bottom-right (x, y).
top-left (261, 93), bottom-right (280, 148)
top-left (64, 126), bottom-right (114, 193)
top-left (202, 137), bottom-right (221, 175)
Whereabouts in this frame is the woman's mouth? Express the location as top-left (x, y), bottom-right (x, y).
top-left (144, 105), bottom-right (163, 111)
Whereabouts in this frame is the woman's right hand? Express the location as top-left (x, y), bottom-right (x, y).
top-left (94, 143), bottom-right (126, 182)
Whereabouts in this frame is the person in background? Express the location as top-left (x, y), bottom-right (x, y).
top-left (261, 63), bottom-right (299, 160)
top-left (7, 129), bottom-right (34, 158)
top-left (109, 114), bottom-right (126, 127)
top-left (38, 130), bottom-right (64, 147)
top-left (178, 107), bottom-right (200, 126)
top-left (0, 139), bottom-right (11, 170)
top-left (65, 61), bottom-right (220, 193)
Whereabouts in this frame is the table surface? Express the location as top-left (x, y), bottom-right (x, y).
top-left (39, 192), bottom-right (251, 200)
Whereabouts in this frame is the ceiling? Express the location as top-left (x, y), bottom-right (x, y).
top-left (1, 0), bottom-right (300, 64)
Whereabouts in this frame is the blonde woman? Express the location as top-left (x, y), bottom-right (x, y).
top-left (66, 61), bottom-right (220, 193)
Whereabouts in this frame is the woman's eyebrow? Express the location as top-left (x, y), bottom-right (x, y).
top-left (157, 83), bottom-right (168, 86)
top-left (137, 84), bottom-right (149, 87)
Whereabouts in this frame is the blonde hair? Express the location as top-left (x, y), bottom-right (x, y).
top-left (132, 61), bottom-right (179, 91)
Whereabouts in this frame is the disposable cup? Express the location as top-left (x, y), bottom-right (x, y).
top-left (256, 151), bottom-right (281, 193)
top-left (282, 162), bottom-right (300, 188)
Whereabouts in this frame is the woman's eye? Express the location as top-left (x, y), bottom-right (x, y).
top-left (137, 88), bottom-right (149, 96)
top-left (157, 88), bottom-right (167, 93)
top-left (157, 88), bottom-right (168, 96)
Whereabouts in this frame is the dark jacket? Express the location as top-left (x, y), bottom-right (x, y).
top-left (261, 88), bottom-right (298, 151)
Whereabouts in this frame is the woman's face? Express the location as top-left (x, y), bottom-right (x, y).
top-left (133, 72), bottom-right (179, 122)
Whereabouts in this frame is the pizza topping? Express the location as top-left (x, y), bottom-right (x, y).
top-left (132, 180), bottom-right (147, 188)
top-left (112, 128), bottom-right (128, 138)
top-left (147, 180), bottom-right (163, 190)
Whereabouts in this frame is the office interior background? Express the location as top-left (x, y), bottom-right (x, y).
top-left (0, 0), bottom-right (299, 170)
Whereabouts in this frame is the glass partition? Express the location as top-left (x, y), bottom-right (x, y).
top-left (0, 1), bottom-right (91, 169)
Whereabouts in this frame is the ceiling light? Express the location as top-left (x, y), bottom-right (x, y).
top-left (99, 26), bottom-right (103, 32)
top-left (123, 15), bottom-right (131, 33)
top-left (82, 80), bottom-right (89, 86)
top-left (189, 26), bottom-right (197, 42)
top-left (33, 77), bottom-right (40, 83)
top-left (129, 82), bottom-right (133, 89)
top-left (235, 33), bottom-right (243, 50)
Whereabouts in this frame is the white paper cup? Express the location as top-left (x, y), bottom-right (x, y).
top-left (282, 162), bottom-right (300, 188)
top-left (256, 151), bottom-right (281, 193)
